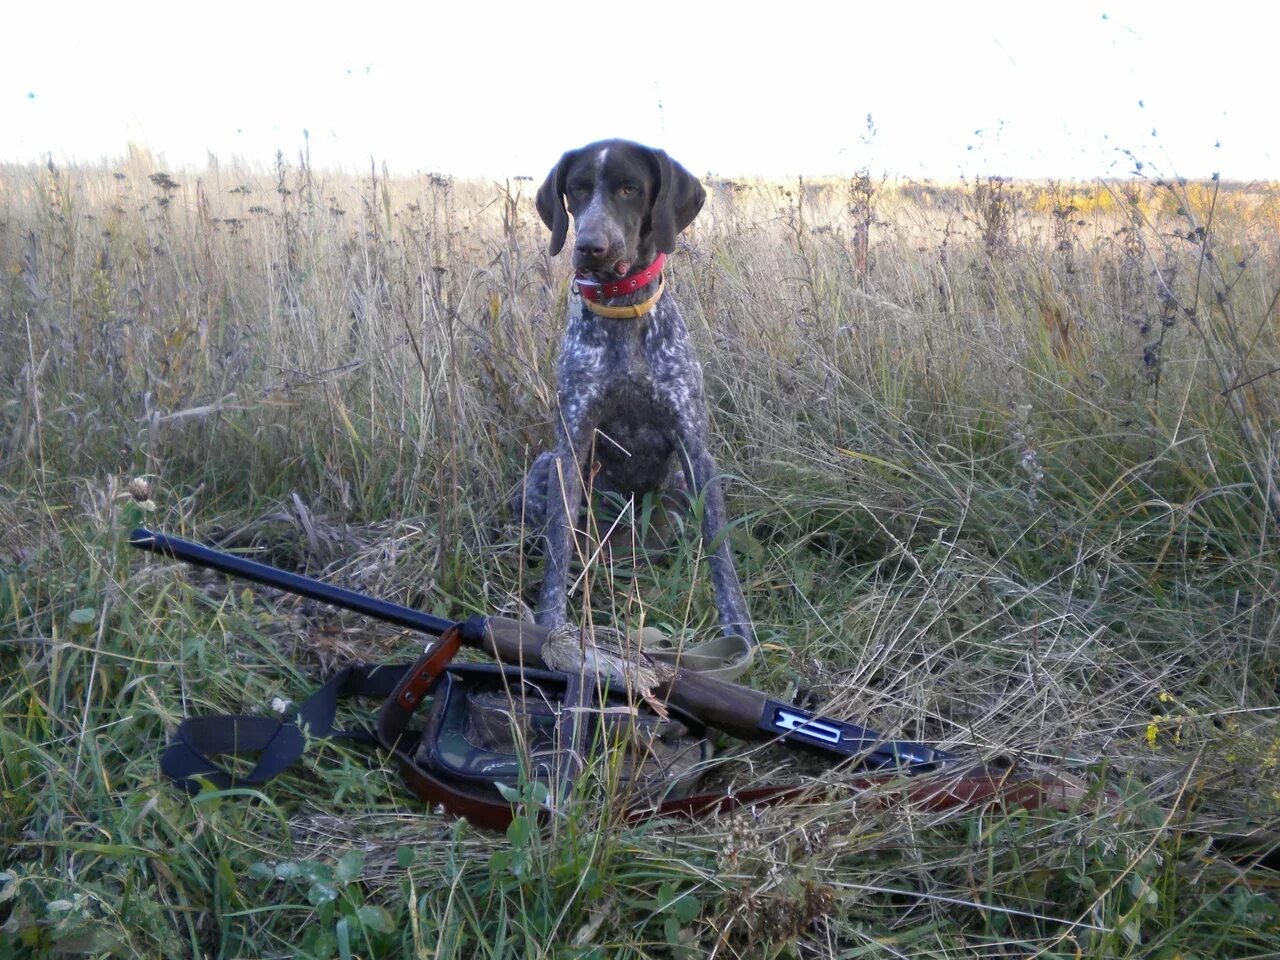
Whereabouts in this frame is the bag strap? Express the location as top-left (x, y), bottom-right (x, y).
top-left (375, 627), bottom-right (463, 752)
top-left (642, 631), bottom-right (756, 681)
top-left (160, 629), bottom-right (462, 794)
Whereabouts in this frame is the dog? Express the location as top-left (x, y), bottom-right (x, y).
top-left (517, 139), bottom-right (756, 657)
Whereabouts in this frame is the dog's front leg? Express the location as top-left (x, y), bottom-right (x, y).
top-left (679, 439), bottom-right (756, 646)
top-left (535, 439), bottom-right (588, 630)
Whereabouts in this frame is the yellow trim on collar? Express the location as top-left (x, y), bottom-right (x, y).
top-left (580, 274), bottom-right (665, 319)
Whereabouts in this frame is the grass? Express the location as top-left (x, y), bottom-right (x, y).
top-left (2, 145), bottom-right (1279, 957)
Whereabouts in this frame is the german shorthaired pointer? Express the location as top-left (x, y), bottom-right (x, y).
top-left (519, 139), bottom-right (756, 655)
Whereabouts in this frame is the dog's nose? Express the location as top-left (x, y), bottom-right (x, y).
top-left (575, 236), bottom-right (609, 259)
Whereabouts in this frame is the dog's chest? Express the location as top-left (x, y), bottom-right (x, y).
top-left (558, 298), bottom-right (699, 433)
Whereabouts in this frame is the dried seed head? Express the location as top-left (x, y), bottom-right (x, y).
top-left (128, 476), bottom-right (157, 512)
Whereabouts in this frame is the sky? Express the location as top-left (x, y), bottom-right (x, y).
top-left (3, 2), bottom-right (1276, 181)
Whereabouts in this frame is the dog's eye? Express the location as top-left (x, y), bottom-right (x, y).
top-left (617, 184), bottom-right (640, 199)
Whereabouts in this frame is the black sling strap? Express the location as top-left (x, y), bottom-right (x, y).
top-left (160, 662), bottom-right (411, 794)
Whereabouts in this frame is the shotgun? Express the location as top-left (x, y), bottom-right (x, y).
top-left (129, 527), bottom-right (953, 772)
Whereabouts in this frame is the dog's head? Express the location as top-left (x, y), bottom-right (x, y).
top-left (535, 139), bottom-right (705, 281)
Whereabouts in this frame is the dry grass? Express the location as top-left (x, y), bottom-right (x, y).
top-left (2, 147), bottom-right (1280, 957)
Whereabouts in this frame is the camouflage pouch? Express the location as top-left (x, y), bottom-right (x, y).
top-left (415, 663), bottom-right (712, 810)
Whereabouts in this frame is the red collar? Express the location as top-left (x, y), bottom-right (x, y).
top-left (574, 253), bottom-right (666, 302)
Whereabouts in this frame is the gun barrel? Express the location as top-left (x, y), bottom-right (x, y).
top-left (129, 527), bottom-right (460, 639)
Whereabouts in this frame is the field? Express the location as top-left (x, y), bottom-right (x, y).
top-left (2, 146), bottom-right (1280, 957)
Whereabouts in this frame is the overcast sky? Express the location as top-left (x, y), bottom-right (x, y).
top-left (3, 2), bottom-right (1274, 180)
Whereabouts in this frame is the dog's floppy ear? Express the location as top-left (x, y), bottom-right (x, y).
top-left (536, 150), bottom-right (576, 256)
top-left (650, 150), bottom-right (706, 254)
